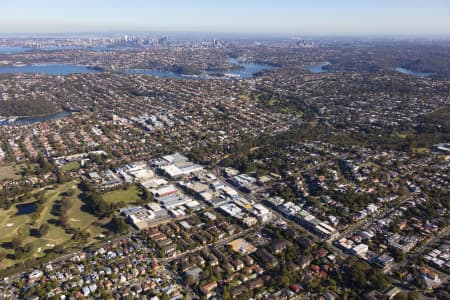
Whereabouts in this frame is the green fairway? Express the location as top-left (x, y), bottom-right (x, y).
top-left (0, 207), bottom-right (29, 241)
top-left (0, 181), bottom-right (105, 269)
top-left (66, 186), bottom-right (106, 237)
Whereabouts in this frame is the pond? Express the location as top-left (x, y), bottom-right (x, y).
top-left (15, 202), bottom-right (37, 215)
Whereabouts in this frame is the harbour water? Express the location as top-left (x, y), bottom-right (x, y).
top-left (0, 46), bottom-right (29, 54)
top-left (0, 110), bottom-right (71, 127)
top-left (0, 59), bottom-right (274, 79)
top-left (307, 63), bottom-right (330, 73)
top-left (0, 45), bottom-right (132, 53)
top-left (126, 58), bottom-right (274, 79)
top-left (0, 64), bottom-right (100, 75)
top-left (395, 67), bottom-right (431, 78)
top-left (0, 59), bottom-right (273, 126)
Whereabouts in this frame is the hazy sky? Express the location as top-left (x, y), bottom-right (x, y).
top-left (1, 0), bottom-right (449, 35)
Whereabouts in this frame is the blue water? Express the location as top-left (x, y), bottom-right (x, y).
top-left (0, 58), bottom-right (273, 79)
top-left (0, 46), bottom-right (29, 54)
top-left (91, 45), bottom-right (143, 51)
top-left (0, 64), bottom-right (100, 75)
top-left (15, 202), bottom-right (37, 215)
top-left (395, 67), bottom-right (431, 78)
top-left (125, 69), bottom-right (197, 79)
top-left (0, 45), bottom-right (135, 54)
top-left (0, 46), bottom-right (83, 53)
top-left (41, 45), bottom-right (82, 51)
top-left (0, 110), bottom-right (71, 127)
top-left (308, 63), bottom-right (330, 73)
top-left (227, 58), bottom-right (274, 78)
top-left (125, 58), bottom-right (274, 79)
top-left (50, 45), bottom-right (133, 51)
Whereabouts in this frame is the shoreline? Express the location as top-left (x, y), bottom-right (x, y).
top-left (0, 109), bottom-right (65, 120)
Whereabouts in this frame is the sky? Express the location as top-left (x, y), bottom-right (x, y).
top-left (0, 0), bottom-right (449, 36)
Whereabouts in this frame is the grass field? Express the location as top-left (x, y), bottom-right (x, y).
top-left (102, 185), bottom-right (141, 205)
top-left (412, 147), bottom-right (430, 154)
top-left (395, 132), bottom-right (411, 139)
top-left (66, 186), bottom-right (104, 237)
top-left (0, 165), bottom-right (20, 181)
top-left (0, 163), bottom-right (38, 181)
top-left (60, 161), bottom-right (81, 172)
top-left (0, 181), bottom-right (105, 269)
top-left (0, 206), bottom-right (29, 242)
top-left (268, 99), bottom-right (279, 106)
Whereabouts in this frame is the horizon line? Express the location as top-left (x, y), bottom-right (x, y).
top-left (1, 30), bottom-right (450, 39)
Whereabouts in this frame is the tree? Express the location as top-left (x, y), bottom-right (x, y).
top-left (14, 243), bottom-right (32, 260)
top-left (182, 294), bottom-right (190, 300)
top-left (280, 275), bottom-right (290, 288)
top-left (109, 216), bottom-right (128, 234)
top-left (80, 187), bottom-right (112, 217)
top-left (222, 286), bottom-right (231, 300)
top-left (56, 171), bottom-right (69, 184)
top-left (343, 258), bottom-right (370, 294)
top-left (389, 220), bottom-right (400, 233)
top-left (161, 294), bottom-right (170, 300)
top-left (35, 152), bottom-right (53, 174)
top-left (11, 237), bottom-right (22, 250)
top-left (306, 278), bottom-right (321, 291)
top-left (38, 223), bottom-right (50, 237)
top-left (407, 292), bottom-right (419, 300)
top-left (369, 269), bottom-right (392, 291)
top-left (184, 273), bottom-right (198, 286)
top-left (59, 213), bottom-right (68, 228)
top-left (140, 188), bottom-right (153, 202)
top-left (391, 248), bottom-right (406, 263)
top-left (394, 293), bottom-right (408, 300)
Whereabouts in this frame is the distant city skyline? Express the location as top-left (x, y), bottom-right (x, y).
top-left (1, 0), bottom-right (450, 36)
